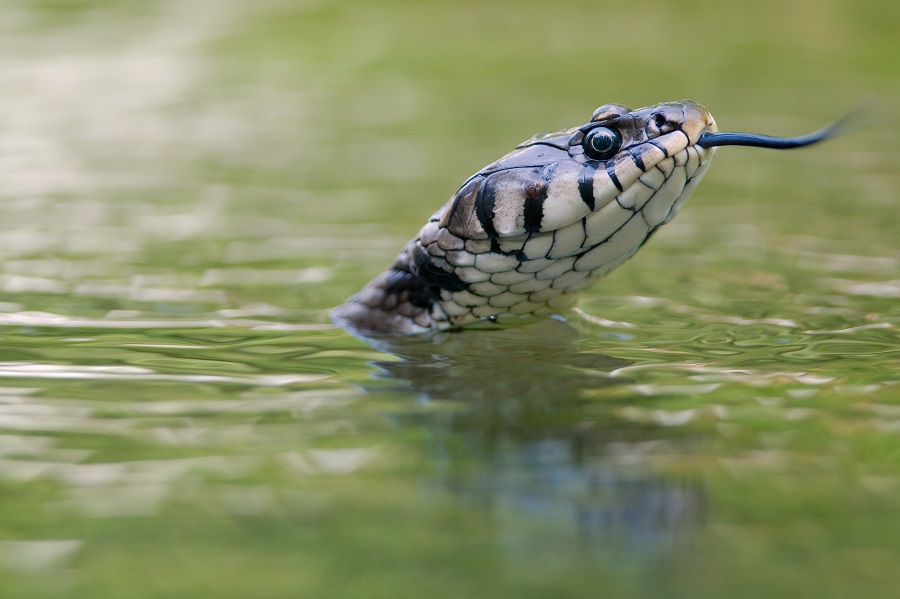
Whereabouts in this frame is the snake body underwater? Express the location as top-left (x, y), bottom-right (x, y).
top-left (333, 100), bottom-right (842, 336)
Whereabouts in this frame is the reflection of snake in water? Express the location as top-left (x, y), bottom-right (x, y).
top-left (334, 100), bottom-right (844, 335)
top-left (364, 319), bottom-right (706, 553)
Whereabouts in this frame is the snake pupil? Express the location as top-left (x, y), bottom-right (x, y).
top-left (583, 127), bottom-right (622, 161)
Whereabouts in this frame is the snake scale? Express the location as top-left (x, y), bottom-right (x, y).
top-left (334, 100), bottom-right (842, 335)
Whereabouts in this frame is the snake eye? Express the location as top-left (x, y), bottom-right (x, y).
top-left (583, 127), bottom-right (622, 161)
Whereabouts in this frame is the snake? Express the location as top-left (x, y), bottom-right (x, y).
top-left (333, 100), bottom-right (843, 335)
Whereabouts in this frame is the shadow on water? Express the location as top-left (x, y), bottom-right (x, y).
top-left (355, 318), bottom-right (707, 557)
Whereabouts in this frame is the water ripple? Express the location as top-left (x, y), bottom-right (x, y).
top-left (0, 362), bottom-right (328, 386)
top-left (0, 310), bottom-right (335, 330)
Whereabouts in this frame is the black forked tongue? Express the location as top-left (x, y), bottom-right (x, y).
top-left (697, 109), bottom-right (856, 150)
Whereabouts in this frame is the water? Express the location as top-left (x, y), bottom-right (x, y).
top-left (0, 0), bottom-right (898, 597)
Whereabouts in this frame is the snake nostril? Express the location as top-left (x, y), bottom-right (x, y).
top-left (653, 113), bottom-right (667, 128)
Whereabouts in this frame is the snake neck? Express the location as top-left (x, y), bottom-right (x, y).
top-left (332, 240), bottom-right (452, 335)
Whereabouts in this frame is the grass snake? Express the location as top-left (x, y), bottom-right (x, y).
top-left (334, 100), bottom-right (843, 336)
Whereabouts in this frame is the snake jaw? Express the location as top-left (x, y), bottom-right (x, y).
top-left (333, 100), bottom-right (808, 336)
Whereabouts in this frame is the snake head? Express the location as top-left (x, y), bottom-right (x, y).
top-left (440, 100), bottom-right (720, 240)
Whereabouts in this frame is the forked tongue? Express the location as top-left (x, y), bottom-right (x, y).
top-left (697, 108), bottom-right (859, 150)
